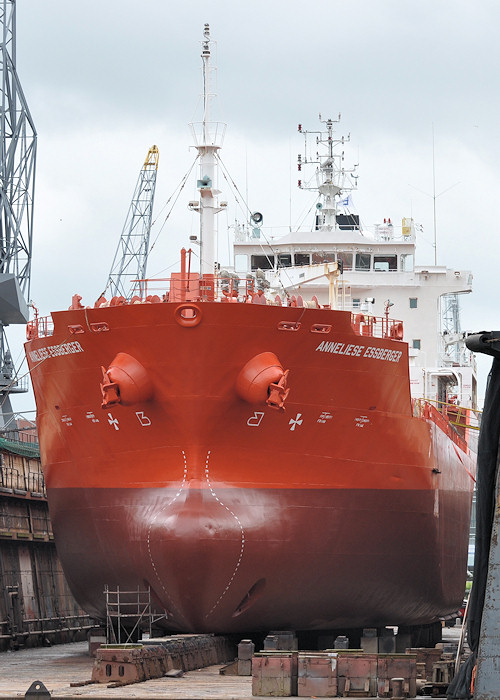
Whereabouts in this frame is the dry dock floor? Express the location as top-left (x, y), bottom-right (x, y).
top-left (0, 642), bottom-right (250, 699)
top-left (0, 627), bottom-right (462, 699)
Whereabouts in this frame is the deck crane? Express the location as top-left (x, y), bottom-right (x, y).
top-left (104, 145), bottom-right (159, 300)
top-left (0, 0), bottom-right (36, 428)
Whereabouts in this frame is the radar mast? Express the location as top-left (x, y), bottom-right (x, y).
top-left (298, 115), bottom-right (358, 231)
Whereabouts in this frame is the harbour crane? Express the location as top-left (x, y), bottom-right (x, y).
top-left (103, 145), bottom-right (159, 300)
top-left (0, 0), bottom-right (36, 428)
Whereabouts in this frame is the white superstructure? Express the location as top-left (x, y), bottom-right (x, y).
top-left (233, 116), bottom-right (477, 410)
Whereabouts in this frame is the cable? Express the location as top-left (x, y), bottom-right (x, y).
top-left (216, 154), bottom-right (295, 298)
top-left (147, 156), bottom-right (199, 255)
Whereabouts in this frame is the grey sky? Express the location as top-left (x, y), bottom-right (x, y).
top-left (9, 0), bottom-right (499, 408)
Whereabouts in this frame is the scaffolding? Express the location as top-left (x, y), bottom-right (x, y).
top-left (104, 585), bottom-right (167, 644)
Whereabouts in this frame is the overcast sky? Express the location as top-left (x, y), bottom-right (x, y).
top-left (8, 0), bottom-right (499, 410)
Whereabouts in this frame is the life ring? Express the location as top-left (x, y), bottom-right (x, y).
top-left (174, 303), bottom-right (202, 328)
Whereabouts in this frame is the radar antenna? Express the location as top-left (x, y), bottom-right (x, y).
top-left (104, 145), bottom-right (159, 300)
top-left (0, 0), bottom-right (36, 427)
top-left (297, 116), bottom-right (358, 231)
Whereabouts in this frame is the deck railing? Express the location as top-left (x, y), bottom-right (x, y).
top-left (26, 314), bottom-right (54, 339)
top-left (350, 312), bottom-right (404, 340)
top-left (27, 277), bottom-right (408, 343)
top-left (412, 398), bottom-right (481, 453)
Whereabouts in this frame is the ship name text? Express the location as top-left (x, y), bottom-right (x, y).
top-left (315, 341), bottom-right (402, 363)
top-left (29, 341), bottom-right (84, 362)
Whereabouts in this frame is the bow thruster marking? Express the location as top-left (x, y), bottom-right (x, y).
top-left (204, 450), bottom-right (245, 617)
top-left (136, 411), bottom-right (151, 427)
top-left (107, 413), bottom-right (119, 430)
top-left (247, 411), bottom-right (264, 427)
top-left (146, 450), bottom-right (188, 620)
top-left (289, 413), bottom-right (303, 431)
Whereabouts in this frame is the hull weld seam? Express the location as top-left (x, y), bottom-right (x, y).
top-left (146, 449), bottom-right (188, 620)
top-left (204, 449), bottom-right (245, 617)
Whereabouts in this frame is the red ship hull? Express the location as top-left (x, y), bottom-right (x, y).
top-left (25, 302), bottom-right (475, 633)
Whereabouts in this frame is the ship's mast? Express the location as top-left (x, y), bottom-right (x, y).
top-left (189, 24), bottom-right (226, 276)
top-left (298, 115), bottom-right (358, 231)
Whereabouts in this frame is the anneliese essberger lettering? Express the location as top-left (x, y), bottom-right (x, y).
top-left (29, 341), bottom-right (84, 363)
top-left (363, 346), bottom-right (403, 363)
top-left (315, 340), bottom-right (402, 363)
top-left (315, 341), bottom-right (364, 356)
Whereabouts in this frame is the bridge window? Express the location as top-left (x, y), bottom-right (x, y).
top-left (355, 253), bottom-right (371, 271)
top-left (374, 254), bottom-right (397, 271)
top-left (294, 253), bottom-right (310, 266)
top-left (312, 252), bottom-right (335, 264)
top-left (251, 254), bottom-right (274, 271)
top-left (337, 252), bottom-right (353, 271)
top-left (277, 254), bottom-right (292, 267)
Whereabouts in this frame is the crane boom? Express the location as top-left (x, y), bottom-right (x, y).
top-left (0, 0), bottom-right (36, 429)
top-left (0, 0), bottom-right (36, 302)
top-left (105, 145), bottom-right (159, 300)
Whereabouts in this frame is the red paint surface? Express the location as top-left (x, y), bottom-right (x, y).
top-left (25, 302), bottom-right (476, 633)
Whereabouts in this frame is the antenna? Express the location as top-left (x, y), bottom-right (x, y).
top-left (297, 115), bottom-right (358, 231)
top-left (409, 124), bottom-right (460, 266)
top-left (432, 124), bottom-right (437, 265)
